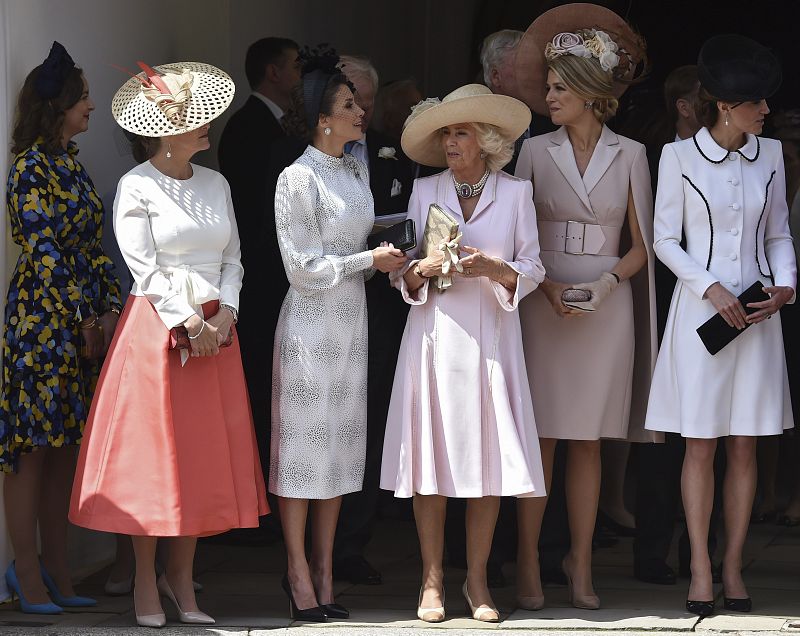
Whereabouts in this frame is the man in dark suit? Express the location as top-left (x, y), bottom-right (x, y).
top-left (218, 37), bottom-right (300, 501)
top-left (333, 55), bottom-right (415, 585)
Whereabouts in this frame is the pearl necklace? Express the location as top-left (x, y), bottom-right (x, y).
top-left (452, 169), bottom-right (490, 198)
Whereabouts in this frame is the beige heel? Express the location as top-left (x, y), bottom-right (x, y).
top-left (562, 558), bottom-right (600, 610)
top-left (134, 588), bottom-right (166, 628)
top-left (157, 575), bottom-right (215, 624)
top-left (516, 595), bottom-right (545, 611)
top-left (462, 581), bottom-right (499, 622)
top-left (417, 586), bottom-right (445, 623)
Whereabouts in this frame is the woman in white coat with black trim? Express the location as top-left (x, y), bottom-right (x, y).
top-left (646, 35), bottom-right (796, 618)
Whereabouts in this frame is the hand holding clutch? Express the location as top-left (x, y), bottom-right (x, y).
top-left (563, 272), bottom-right (619, 312)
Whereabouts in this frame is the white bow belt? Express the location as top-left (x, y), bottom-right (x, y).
top-left (162, 263), bottom-right (222, 313)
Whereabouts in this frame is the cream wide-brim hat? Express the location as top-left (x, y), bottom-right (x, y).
top-left (111, 62), bottom-right (235, 137)
top-left (401, 84), bottom-right (531, 168)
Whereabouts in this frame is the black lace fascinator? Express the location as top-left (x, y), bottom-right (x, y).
top-left (300, 44), bottom-right (353, 129)
top-left (35, 41), bottom-right (76, 99)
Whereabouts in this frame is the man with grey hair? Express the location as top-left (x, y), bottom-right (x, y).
top-left (480, 29), bottom-right (523, 95)
top-left (480, 29), bottom-right (531, 173)
top-left (335, 53), bottom-right (414, 587)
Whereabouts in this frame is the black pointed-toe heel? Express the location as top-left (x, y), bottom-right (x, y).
top-left (723, 597), bottom-right (752, 613)
top-left (686, 599), bottom-right (715, 617)
top-left (281, 574), bottom-right (327, 622)
top-left (321, 602), bottom-right (349, 619)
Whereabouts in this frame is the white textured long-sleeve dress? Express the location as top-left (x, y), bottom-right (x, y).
top-left (645, 129), bottom-right (797, 438)
top-left (380, 170), bottom-right (547, 498)
top-left (270, 145), bottom-right (375, 499)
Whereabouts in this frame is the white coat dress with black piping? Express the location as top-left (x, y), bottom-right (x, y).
top-left (645, 127), bottom-right (796, 439)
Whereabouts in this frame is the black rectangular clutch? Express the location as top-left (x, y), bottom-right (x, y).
top-left (367, 219), bottom-right (416, 252)
top-left (696, 281), bottom-right (771, 355)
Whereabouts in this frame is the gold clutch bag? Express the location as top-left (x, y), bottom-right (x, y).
top-left (421, 204), bottom-right (462, 291)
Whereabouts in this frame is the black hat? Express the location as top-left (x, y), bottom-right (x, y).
top-left (35, 41), bottom-right (76, 99)
top-left (697, 34), bottom-right (781, 102)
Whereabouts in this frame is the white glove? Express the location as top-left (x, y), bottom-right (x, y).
top-left (565, 272), bottom-right (619, 312)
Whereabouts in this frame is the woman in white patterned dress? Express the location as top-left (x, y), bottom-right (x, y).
top-left (270, 53), bottom-right (406, 621)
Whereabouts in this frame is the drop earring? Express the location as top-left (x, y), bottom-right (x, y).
top-left (324, 127), bottom-right (331, 136)
top-left (724, 112), bottom-right (729, 127)
top-left (166, 143), bottom-right (172, 159)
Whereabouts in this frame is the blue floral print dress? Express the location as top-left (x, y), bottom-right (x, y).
top-left (0, 139), bottom-right (121, 472)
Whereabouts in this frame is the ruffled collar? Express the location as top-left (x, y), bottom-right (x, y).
top-left (692, 127), bottom-right (760, 164)
top-left (305, 143), bottom-right (367, 180)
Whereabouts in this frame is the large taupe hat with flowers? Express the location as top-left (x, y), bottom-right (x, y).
top-left (514, 3), bottom-right (647, 115)
top-left (111, 61), bottom-right (235, 137)
top-left (401, 84), bottom-right (531, 168)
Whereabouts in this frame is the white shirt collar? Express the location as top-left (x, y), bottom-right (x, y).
top-left (693, 126), bottom-right (760, 164)
top-left (251, 92), bottom-right (284, 121)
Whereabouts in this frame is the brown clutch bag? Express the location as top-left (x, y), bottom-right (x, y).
top-left (420, 204), bottom-right (461, 291)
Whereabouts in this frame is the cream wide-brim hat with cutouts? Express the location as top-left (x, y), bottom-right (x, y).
top-left (111, 62), bottom-right (235, 137)
top-left (401, 84), bottom-right (531, 168)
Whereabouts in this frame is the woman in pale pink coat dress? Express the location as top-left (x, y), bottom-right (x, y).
top-left (380, 85), bottom-right (546, 623)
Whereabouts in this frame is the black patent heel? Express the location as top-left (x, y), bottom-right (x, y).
top-left (281, 574), bottom-right (327, 622)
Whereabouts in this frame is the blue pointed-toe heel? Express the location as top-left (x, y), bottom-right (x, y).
top-left (40, 563), bottom-right (97, 608)
top-left (4, 562), bottom-right (63, 614)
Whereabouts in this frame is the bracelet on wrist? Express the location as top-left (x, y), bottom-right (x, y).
top-left (80, 315), bottom-right (98, 329)
top-left (220, 303), bottom-right (238, 323)
top-left (609, 272), bottom-right (620, 284)
top-left (188, 321), bottom-right (206, 340)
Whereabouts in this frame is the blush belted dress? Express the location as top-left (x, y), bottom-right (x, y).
top-left (515, 126), bottom-right (659, 442)
top-left (70, 161), bottom-right (268, 536)
top-left (380, 170), bottom-right (547, 498)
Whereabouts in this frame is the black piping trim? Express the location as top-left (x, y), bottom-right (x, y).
top-left (682, 175), bottom-right (713, 270)
top-left (740, 136), bottom-right (760, 163)
top-left (692, 134), bottom-right (760, 164)
top-left (755, 170), bottom-right (776, 279)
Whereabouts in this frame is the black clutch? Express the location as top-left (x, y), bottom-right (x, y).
top-left (696, 281), bottom-right (771, 355)
top-left (367, 219), bottom-right (416, 252)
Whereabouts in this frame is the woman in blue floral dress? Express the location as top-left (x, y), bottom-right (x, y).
top-left (0, 42), bottom-right (121, 614)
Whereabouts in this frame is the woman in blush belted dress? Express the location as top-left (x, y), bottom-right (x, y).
top-left (646, 35), bottom-right (796, 617)
top-left (70, 61), bottom-right (267, 628)
top-left (512, 4), bottom-right (657, 610)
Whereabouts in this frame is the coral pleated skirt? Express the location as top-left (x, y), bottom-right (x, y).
top-left (69, 296), bottom-right (268, 536)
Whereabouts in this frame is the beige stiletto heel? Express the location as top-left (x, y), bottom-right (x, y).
top-left (462, 581), bottom-right (499, 622)
top-left (417, 586), bottom-right (446, 622)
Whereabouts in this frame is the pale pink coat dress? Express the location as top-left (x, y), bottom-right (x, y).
top-left (380, 170), bottom-right (547, 498)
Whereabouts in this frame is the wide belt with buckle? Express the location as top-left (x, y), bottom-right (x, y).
top-left (537, 220), bottom-right (621, 256)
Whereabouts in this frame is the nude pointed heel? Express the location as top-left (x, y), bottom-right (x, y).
top-left (462, 581), bottom-right (499, 622)
top-left (157, 575), bottom-right (214, 625)
top-left (417, 586), bottom-right (446, 623)
top-left (562, 558), bottom-right (600, 610)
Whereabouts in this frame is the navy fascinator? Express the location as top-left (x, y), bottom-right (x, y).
top-left (300, 44), bottom-right (352, 130)
top-left (35, 41), bottom-right (76, 99)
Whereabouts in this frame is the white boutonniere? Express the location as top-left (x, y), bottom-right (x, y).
top-left (378, 146), bottom-right (398, 160)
